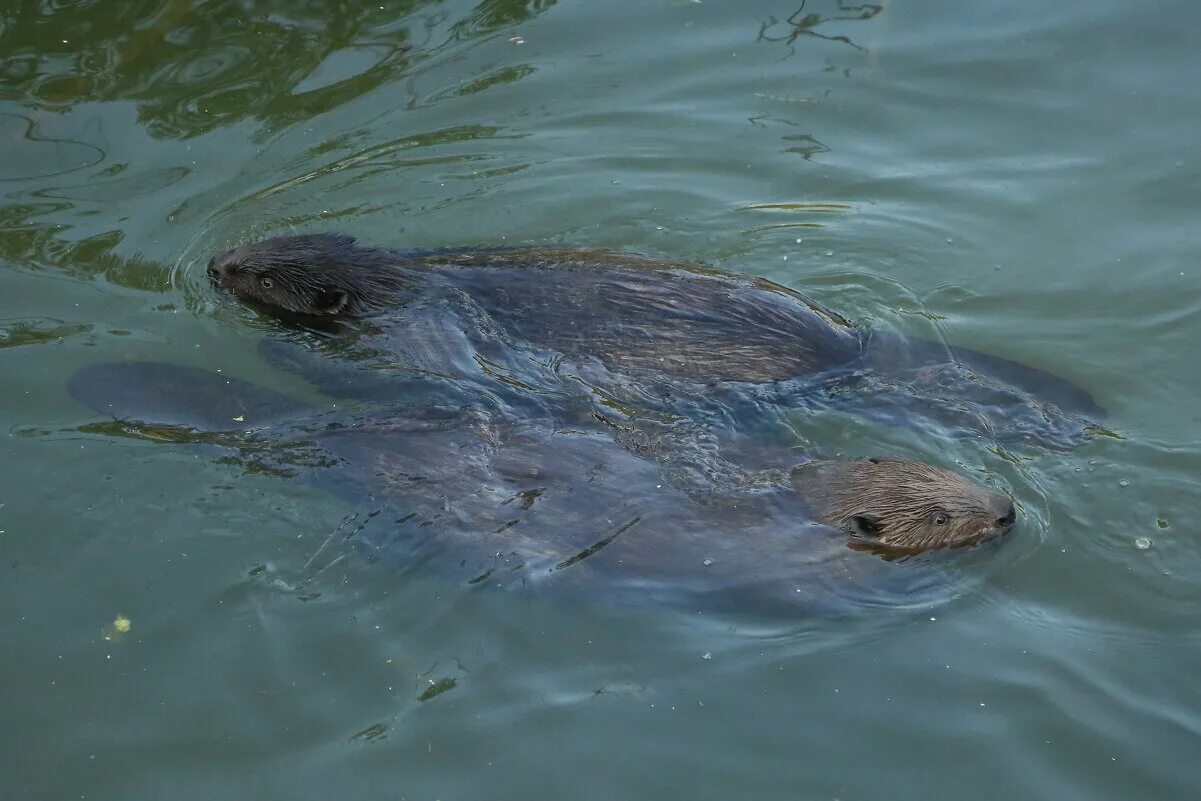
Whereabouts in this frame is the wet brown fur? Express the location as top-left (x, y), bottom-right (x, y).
top-left (205, 233), bottom-right (1105, 446)
top-left (208, 234), bottom-right (417, 316)
top-left (207, 234), bottom-right (863, 383)
top-left (791, 457), bottom-right (1015, 551)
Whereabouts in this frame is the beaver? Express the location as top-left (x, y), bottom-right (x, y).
top-left (206, 234), bottom-right (1105, 450)
top-left (67, 360), bottom-right (1015, 613)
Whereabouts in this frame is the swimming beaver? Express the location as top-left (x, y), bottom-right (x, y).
top-left (68, 361), bottom-right (1015, 612)
top-left (206, 234), bottom-right (1105, 449)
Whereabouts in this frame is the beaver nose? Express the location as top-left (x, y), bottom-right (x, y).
top-left (992, 498), bottom-right (1016, 529)
top-left (206, 259), bottom-right (222, 285)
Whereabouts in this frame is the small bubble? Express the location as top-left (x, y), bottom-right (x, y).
top-left (703, 558), bottom-right (714, 566)
top-left (1119, 480), bottom-right (1129, 487)
top-left (796, 238), bottom-right (803, 243)
top-left (1134, 537), bottom-right (1152, 550)
top-left (825, 250), bottom-right (834, 257)
top-left (702, 652), bottom-right (712, 660)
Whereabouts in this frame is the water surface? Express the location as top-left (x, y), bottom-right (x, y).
top-left (2, 1), bottom-right (1199, 798)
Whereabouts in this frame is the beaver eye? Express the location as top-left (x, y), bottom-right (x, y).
top-left (934, 513), bottom-right (948, 525)
top-left (259, 277), bottom-right (274, 289)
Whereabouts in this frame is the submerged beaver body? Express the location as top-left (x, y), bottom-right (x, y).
top-left (208, 234), bottom-right (1104, 449)
top-left (209, 237), bottom-right (860, 384)
top-left (69, 361), bottom-right (1016, 614)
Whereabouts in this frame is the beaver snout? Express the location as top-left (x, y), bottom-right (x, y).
top-left (206, 255), bottom-right (240, 288)
top-left (990, 496), bottom-right (1016, 532)
top-left (206, 247), bottom-right (249, 288)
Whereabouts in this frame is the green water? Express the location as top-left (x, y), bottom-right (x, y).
top-left (2, 1), bottom-right (1199, 798)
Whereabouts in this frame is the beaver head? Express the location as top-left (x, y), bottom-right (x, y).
top-left (791, 457), bottom-right (1015, 553)
top-left (208, 234), bottom-right (407, 316)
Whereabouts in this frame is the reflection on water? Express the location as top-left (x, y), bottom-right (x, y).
top-left (0, 0), bottom-right (554, 287)
top-left (0, 317), bottom-right (92, 348)
top-left (0, 0), bottom-right (556, 133)
top-left (1, 0), bottom-right (426, 137)
top-left (757, 1), bottom-right (884, 53)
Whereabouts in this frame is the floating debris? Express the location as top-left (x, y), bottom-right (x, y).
top-left (418, 677), bottom-right (458, 702)
top-left (102, 614), bottom-right (131, 640)
top-left (348, 722), bottom-right (389, 743)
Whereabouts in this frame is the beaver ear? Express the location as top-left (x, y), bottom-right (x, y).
top-left (849, 515), bottom-right (882, 539)
top-left (315, 289), bottom-right (349, 315)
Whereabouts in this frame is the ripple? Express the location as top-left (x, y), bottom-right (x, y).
top-left (164, 45), bottom-right (254, 86)
top-left (28, 166), bottom-right (191, 202)
top-left (0, 113), bottom-right (105, 181)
